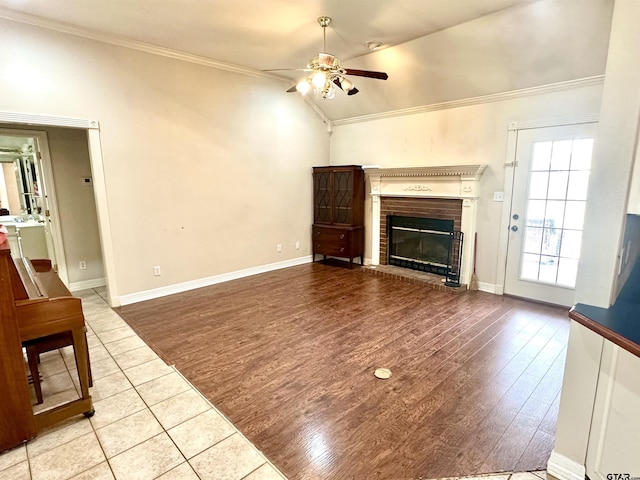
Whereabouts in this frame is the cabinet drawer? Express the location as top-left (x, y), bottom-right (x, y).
top-left (313, 226), bottom-right (352, 257)
top-left (313, 226), bottom-right (351, 244)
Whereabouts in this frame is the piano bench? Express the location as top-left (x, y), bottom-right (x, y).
top-left (24, 330), bottom-right (93, 405)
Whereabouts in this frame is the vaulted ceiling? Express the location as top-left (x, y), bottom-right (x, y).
top-left (0, 0), bottom-right (614, 121)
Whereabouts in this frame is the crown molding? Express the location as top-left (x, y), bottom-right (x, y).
top-left (0, 7), bottom-right (283, 82)
top-left (332, 75), bottom-right (605, 127)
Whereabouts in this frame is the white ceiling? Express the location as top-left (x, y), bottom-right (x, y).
top-left (0, 0), bottom-right (614, 121)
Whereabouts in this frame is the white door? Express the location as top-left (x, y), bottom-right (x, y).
top-left (504, 123), bottom-right (597, 306)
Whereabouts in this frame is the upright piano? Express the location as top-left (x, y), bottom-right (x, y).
top-left (0, 241), bottom-right (93, 452)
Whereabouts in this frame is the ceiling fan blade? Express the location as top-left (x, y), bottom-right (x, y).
top-left (344, 69), bottom-right (389, 80)
top-left (286, 85), bottom-right (298, 93)
top-left (263, 68), bottom-right (311, 73)
top-left (347, 87), bottom-right (359, 96)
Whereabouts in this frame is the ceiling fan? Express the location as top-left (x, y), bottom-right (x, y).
top-left (268, 16), bottom-right (389, 99)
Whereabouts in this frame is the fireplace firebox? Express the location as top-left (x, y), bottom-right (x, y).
top-left (388, 215), bottom-right (463, 286)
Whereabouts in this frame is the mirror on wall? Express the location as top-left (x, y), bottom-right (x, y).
top-left (0, 139), bottom-right (43, 216)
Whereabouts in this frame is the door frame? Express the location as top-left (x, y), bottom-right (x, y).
top-left (0, 111), bottom-right (120, 307)
top-left (0, 128), bottom-right (68, 284)
top-left (495, 114), bottom-right (599, 297)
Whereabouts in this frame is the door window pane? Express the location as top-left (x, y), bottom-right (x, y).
top-left (545, 200), bottom-right (566, 230)
top-left (547, 171), bottom-right (569, 200)
top-left (539, 256), bottom-right (559, 283)
top-left (526, 200), bottom-right (546, 226)
top-left (521, 253), bottom-right (540, 281)
top-left (560, 230), bottom-right (582, 259)
top-left (529, 172), bottom-right (549, 199)
top-left (541, 228), bottom-right (561, 256)
top-left (566, 170), bottom-right (590, 200)
top-left (519, 137), bottom-right (593, 288)
top-left (523, 226), bottom-right (543, 254)
top-left (532, 142), bottom-right (552, 171)
top-left (571, 139), bottom-right (594, 170)
top-left (550, 140), bottom-right (572, 170)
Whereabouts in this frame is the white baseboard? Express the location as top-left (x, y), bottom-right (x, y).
top-left (69, 277), bottom-right (106, 292)
top-left (118, 256), bottom-right (313, 306)
top-left (547, 450), bottom-right (585, 480)
top-left (477, 281), bottom-right (500, 294)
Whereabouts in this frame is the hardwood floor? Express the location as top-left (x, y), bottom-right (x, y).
top-left (115, 263), bottom-right (570, 480)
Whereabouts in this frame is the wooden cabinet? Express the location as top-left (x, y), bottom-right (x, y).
top-left (312, 166), bottom-right (365, 267)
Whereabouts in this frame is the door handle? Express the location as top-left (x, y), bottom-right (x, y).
top-left (511, 225), bottom-right (518, 232)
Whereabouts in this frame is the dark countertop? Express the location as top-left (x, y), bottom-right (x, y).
top-left (571, 303), bottom-right (640, 358)
top-left (570, 258), bottom-right (640, 359)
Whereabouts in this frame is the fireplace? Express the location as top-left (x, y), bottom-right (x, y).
top-left (367, 165), bottom-right (486, 287)
top-left (388, 215), bottom-right (463, 286)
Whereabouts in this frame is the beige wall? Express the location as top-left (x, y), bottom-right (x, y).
top-left (330, 83), bottom-right (604, 290)
top-left (0, 18), bottom-right (330, 298)
top-left (48, 127), bottom-right (103, 285)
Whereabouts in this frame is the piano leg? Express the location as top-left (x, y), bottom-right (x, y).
top-left (33, 327), bottom-right (93, 430)
top-left (72, 327), bottom-right (91, 405)
top-left (26, 347), bottom-right (44, 404)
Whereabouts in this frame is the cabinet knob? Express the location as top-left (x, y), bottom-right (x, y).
top-left (340, 234), bottom-right (345, 239)
top-left (340, 247), bottom-right (344, 253)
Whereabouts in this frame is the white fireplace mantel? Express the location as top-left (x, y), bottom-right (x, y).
top-left (366, 165), bottom-right (487, 286)
top-left (367, 165), bottom-right (487, 199)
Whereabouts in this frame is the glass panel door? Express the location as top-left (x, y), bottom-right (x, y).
top-left (504, 123), bottom-right (597, 306)
top-left (314, 171), bottom-right (332, 224)
top-left (332, 170), bottom-right (353, 224)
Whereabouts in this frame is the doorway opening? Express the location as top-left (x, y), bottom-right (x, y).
top-left (0, 126), bottom-right (104, 294)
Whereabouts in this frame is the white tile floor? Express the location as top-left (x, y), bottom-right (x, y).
top-left (0, 287), bottom-right (286, 480)
top-left (0, 288), bottom-right (556, 480)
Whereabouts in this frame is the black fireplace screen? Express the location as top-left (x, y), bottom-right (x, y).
top-left (388, 216), bottom-right (463, 286)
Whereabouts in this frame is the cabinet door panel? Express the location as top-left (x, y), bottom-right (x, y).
top-left (314, 171), bottom-right (332, 224)
top-left (332, 170), bottom-right (353, 225)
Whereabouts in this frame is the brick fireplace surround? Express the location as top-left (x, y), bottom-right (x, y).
top-left (366, 165), bottom-right (486, 287)
top-left (379, 197), bottom-right (463, 266)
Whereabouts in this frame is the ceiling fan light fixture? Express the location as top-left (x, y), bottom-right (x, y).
top-left (322, 83), bottom-right (336, 99)
top-left (296, 79), bottom-right (311, 95)
top-left (276, 15), bottom-right (388, 99)
top-left (311, 71), bottom-right (327, 89)
top-left (339, 77), bottom-right (354, 92)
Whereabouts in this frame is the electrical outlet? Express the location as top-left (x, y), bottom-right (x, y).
top-left (493, 191), bottom-right (504, 202)
top-left (277, 244), bottom-right (283, 253)
top-left (79, 261), bottom-right (87, 270)
top-left (153, 265), bottom-right (161, 276)
top-left (295, 241), bottom-right (300, 250)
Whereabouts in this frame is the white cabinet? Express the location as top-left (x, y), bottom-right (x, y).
top-left (586, 340), bottom-right (640, 478)
top-left (17, 224), bottom-right (48, 259)
top-left (2, 223), bottom-right (48, 259)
